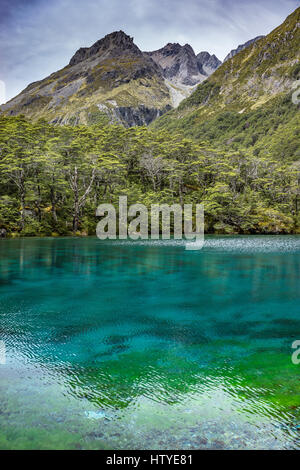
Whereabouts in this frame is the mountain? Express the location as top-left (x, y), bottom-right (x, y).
top-left (0, 34), bottom-right (221, 125)
top-left (145, 43), bottom-right (206, 86)
top-left (0, 31), bottom-right (172, 127)
top-left (197, 51), bottom-right (222, 75)
top-left (223, 35), bottom-right (265, 62)
top-left (153, 7), bottom-right (300, 160)
top-left (145, 44), bottom-right (221, 107)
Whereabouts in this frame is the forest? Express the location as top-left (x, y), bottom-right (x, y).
top-left (0, 114), bottom-right (299, 237)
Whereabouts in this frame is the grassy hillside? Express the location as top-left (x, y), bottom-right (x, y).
top-left (0, 33), bottom-right (172, 127)
top-left (153, 7), bottom-right (300, 161)
top-left (154, 89), bottom-right (300, 161)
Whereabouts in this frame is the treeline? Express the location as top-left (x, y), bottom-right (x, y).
top-left (0, 115), bottom-right (299, 236)
top-left (154, 90), bottom-right (300, 163)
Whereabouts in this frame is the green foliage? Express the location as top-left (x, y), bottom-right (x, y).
top-left (178, 81), bottom-right (221, 110)
top-left (153, 7), bottom-right (300, 158)
top-left (289, 62), bottom-right (300, 79)
top-left (154, 90), bottom-right (300, 161)
top-left (0, 114), bottom-right (299, 236)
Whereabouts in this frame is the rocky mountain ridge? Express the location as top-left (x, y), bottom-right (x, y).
top-left (223, 35), bottom-right (265, 62)
top-left (0, 27), bottom-right (280, 127)
top-left (1, 31), bottom-right (172, 126)
top-left (145, 43), bottom-right (221, 86)
top-left (197, 51), bottom-right (222, 75)
top-left (145, 43), bottom-right (221, 107)
top-left (69, 31), bottom-right (142, 66)
top-left (153, 7), bottom-right (300, 156)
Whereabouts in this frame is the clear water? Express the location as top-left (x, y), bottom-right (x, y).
top-left (0, 236), bottom-right (299, 450)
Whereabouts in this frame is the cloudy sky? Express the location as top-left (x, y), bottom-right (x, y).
top-left (0, 0), bottom-right (299, 103)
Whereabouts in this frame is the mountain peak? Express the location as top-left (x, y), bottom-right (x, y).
top-left (197, 51), bottom-right (211, 62)
top-left (101, 30), bottom-right (134, 47)
top-left (150, 43), bottom-right (183, 56)
top-left (196, 51), bottom-right (222, 75)
top-left (183, 43), bottom-right (195, 54)
top-left (69, 30), bottom-right (140, 66)
top-left (154, 6), bottom-right (300, 135)
top-left (145, 42), bottom-right (219, 86)
top-left (1, 29), bottom-right (171, 127)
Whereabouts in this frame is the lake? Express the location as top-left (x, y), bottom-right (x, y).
top-left (0, 236), bottom-right (299, 449)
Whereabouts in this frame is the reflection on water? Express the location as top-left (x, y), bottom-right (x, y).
top-left (0, 236), bottom-right (299, 449)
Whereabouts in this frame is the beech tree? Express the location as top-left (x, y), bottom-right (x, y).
top-left (0, 115), bottom-right (298, 236)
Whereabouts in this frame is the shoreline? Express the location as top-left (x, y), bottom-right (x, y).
top-left (1, 232), bottom-right (300, 241)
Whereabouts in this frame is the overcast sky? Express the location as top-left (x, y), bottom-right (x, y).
top-left (0, 0), bottom-right (299, 103)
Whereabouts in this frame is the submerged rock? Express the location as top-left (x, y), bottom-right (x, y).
top-left (85, 410), bottom-right (107, 420)
top-left (85, 409), bottom-right (117, 421)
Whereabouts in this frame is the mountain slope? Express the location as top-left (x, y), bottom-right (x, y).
top-left (153, 7), bottom-right (300, 159)
top-left (223, 35), bottom-right (265, 62)
top-left (1, 31), bottom-right (223, 125)
top-left (0, 31), bottom-right (172, 127)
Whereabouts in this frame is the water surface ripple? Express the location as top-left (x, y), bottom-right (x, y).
top-left (0, 236), bottom-right (299, 449)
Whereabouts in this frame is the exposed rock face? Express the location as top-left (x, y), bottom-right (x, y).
top-left (146, 43), bottom-right (213, 86)
top-left (197, 52), bottom-right (222, 75)
top-left (223, 36), bottom-right (265, 62)
top-left (145, 43), bottom-right (221, 108)
top-left (114, 104), bottom-right (172, 127)
top-left (69, 31), bottom-right (143, 66)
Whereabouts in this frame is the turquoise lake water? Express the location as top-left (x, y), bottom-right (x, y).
top-left (0, 236), bottom-right (299, 449)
